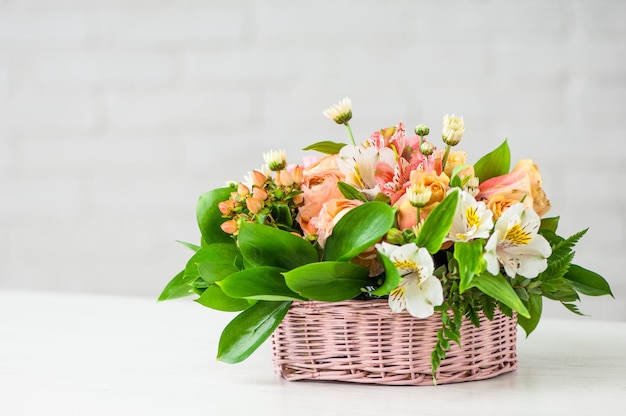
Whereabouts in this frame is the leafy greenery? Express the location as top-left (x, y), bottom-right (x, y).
top-left (302, 140), bottom-right (347, 154)
top-left (473, 139), bottom-right (511, 182)
top-left (217, 301), bottom-right (291, 363)
top-left (323, 201), bottom-right (395, 261)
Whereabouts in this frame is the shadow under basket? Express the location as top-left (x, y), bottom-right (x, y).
top-left (271, 300), bottom-right (517, 386)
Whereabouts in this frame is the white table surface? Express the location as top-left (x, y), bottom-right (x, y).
top-left (1, 289), bottom-right (625, 416)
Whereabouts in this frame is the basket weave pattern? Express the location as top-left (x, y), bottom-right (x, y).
top-left (271, 300), bottom-right (517, 386)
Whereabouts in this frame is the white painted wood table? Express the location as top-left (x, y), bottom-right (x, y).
top-left (1, 290), bottom-right (625, 416)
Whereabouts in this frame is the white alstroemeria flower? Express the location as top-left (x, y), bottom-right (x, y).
top-left (337, 145), bottom-right (396, 198)
top-left (375, 242), bottom-right (443, 318)
top-left (483, 203), bottom-right (552, 278)
top-left (445, 190), bottom-right (494, 243)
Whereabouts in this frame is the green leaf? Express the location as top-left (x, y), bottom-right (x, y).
top-left (218, 266), bottom-right (306, 301)
top-left (517, 293), bottom-right (543, 336)
top-left (480, 295), bottom-right (496, 321)
top-left (540, 277), bottom-right (581, 304)
top-left (370, 252), bottom-right (401, 296)
top-left (449, 164), bottom-right (470, 189)
top-left (562, 302), bottom-right (585, 316)
top-left (564, 264), bottom-right (614, 297)
top-left (540, 216), bottom-right (560, 233)
top-left (237, 222), bottom-right (318, 269)
top-left (414, 190), bottom-right (459, 254)
top-left (302, 140), bottom-right (347, 154)
top-left (473, 140), bottom-right (511, 182)
top-left (454, 240), bottom-right (484, 293)
top-left (176, 240), bottom-right (202, 252)
top-left (217, 301), bottom-right (291, 363)
top-left (337, 181), bottom-right (367, 202)
top-left (323, 201), bottom-right (395, 261)
top-left (197, 187), bottom-right (236, 246)
top-left (470, 272), bottom-right (530, 318)
top-left (190, 243), bottom-right (242, 284)
top-left (158, 270), bottom-right (196, 301)
top-left (195, 284), bottom-right (251, 312)
top-left (284, 262), bottom-right (371, 302)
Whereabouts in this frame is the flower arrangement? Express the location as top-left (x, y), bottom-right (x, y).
top-left (160, 98), bottom-right (613, 378)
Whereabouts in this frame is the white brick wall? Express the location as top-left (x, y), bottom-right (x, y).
top-left (1, 0), bottom-right (625, 321)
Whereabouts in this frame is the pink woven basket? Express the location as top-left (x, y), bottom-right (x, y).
top-left (271, 300), bottom-right (517, 386)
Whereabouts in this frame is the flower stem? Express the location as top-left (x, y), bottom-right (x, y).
top-left (416, 206), bottom-right (421, 223)
top-left (441, 144), bottom-right (451, 172)
top-left (345, 122), bottom-right (356, 146)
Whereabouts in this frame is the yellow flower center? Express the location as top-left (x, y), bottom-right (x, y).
top-left (390, 286), bottom-right (405, 298)
top-left (465, 206), bottom-right (480, 229)
top-left (504, 223), bottom-right (532, 245)
top-left (394, 260), bottom-right (417, 270)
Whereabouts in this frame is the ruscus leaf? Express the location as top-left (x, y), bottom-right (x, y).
top-left (195, 284), bottom-right (251, 312)
top-left (337, 181), bottom-right (368, 202)
top-left (454, 240), bottom-right (484, 293)
top-left (370, 252), bottom-right (401, 296)
top-left (197, 187), bottom-right (236, 245)
top-left (218, 266), bottom-right (306, 301)
top-left (470, 272), bottom-right (530, 318)
top-left (473, 140), bottom-right (511, 182)
top-left (217, 301), bottom-right (291, 364)
top-left (415, 190), bottom-right (459, 254)
top-left (238, 222), bottom-right (318, 269)
top-left (284, 262), bottom-right (371, 302)
top-left (158, 270), bottom-right (196, 301)
top-left (323, 202), bottom-right (395, 262)
top-left (517, 293), bottom-right (543, 337)
top-left (564, 264), bottom-right (614, 297)
top-left (302, 140), bottom-right (347, 154)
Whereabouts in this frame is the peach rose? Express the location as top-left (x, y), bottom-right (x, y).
top-left (477, 159), bottom-right (551, 218)
top-left (296, 155), bottom-right (346, 236)
top-left (443, 150), bottom-right (474, 179)
top-left (314, 198), bottom-right (364, 247)
top-left (394, 170), bottom-right (450, 230)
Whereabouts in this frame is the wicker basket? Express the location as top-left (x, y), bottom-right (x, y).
top-left (271, 300), bottom-right (517, 386)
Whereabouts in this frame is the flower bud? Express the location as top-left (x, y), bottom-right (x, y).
top-left (291, 165), bottom-right (303, 184)
top-left (237, 183), bottom-right (250, 196)
top-left (414, 124), bottom-right (430, 137)
top-left (464, 176), bottom-right (480, 196)
top-left (220, 219), bottom-right (238, 234)
top-left (407, 184), bottom-right (432, 208)
top-left (252, 186), bottom-right (268, 201)
top-left (263, 149), bottom-right (287, 172)
top-left (245, 197), bottom-right (263, 214)
top-left (322, 97), bottom-right (352, 125)
top-left (250, 170), bottom-right (267, 188)
top-left (442, 114), bottom-right (464, 146)
top-left (275, 170), bottom-right (294, 187)
top-left (385, 228), bottom-right (405, 245)
top-left (419, 141), bottom-right (435, 156)
top-left (218, 199), bottom-right (235, 215)
top-left (292, 193), bottom-right (304, 205)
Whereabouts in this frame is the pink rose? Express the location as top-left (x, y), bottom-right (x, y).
top-left (477, 159), bottom-right (551, 218)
